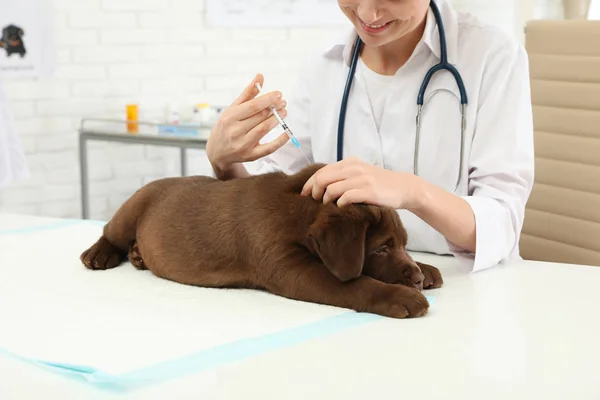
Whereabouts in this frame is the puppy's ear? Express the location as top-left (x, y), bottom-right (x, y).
top-left (306, 208), bottom-right (368, 282)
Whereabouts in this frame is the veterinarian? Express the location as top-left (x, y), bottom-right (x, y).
top-left (0, 79), bottom-right (29, 189)
top-left (206, 0), bottom-right (534, 273)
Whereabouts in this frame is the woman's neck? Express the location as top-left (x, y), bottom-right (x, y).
top-left (360, 17), bottom-right (428, 76)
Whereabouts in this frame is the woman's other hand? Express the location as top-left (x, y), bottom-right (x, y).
top-left (301, 157), bottom-right (421, 210)
top-left (302, 157), bottom-right (477, 253)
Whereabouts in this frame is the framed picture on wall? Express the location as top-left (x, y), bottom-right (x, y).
top-left (0, 0), bottom-right (53, 78)
top-left (206, 0), bottom-right (351, 27)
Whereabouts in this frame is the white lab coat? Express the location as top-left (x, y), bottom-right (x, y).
top-left (0, 79), bottom-right (29, 190)
top-left (254, 0), bottom-right (535, 272)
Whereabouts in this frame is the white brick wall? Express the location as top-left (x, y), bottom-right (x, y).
top-left (0, 0), bottom-right (526, 221)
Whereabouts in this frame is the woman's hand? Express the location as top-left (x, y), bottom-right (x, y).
top-left (302, 157), bottom-right (477, 254)
top-left (206, 73), bottom-right (290, 177)
top-left (301, 157), bottom-right (422, 210)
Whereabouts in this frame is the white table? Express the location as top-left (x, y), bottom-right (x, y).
top-left (1, 213), bottom-right (599, 400)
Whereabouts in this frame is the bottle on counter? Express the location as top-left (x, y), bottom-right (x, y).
top-left (193, 103), bottom-right (213, 125)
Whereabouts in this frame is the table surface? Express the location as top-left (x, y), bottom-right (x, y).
top-left (1, 213), bottom-right (599, 400)
top-left (78, 118), bottom-right (211, 143)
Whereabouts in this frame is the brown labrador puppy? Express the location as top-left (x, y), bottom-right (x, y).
top-left (80, 163), bottom-right (442, 319)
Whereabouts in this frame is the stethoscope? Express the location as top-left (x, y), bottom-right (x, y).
top-left (337, 0), bottom-right (468, 193)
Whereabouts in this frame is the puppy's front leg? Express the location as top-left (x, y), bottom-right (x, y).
top-left (416, 262), bottom-right (443, 289)
top-left (262, 259), bottom-right (429, 319)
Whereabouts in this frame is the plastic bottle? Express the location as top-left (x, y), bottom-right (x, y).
top-left (126, 103), bottom-right (139, 134)
top-left (194, 103), bottom-right (212, 125)
top-left (165, 101), bottom-right (180, 125)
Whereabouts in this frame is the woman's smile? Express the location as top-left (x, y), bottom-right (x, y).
top-left (357, 15), bottom-right (395, 34)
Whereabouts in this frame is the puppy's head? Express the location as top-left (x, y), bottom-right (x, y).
top-left (2, 25), bottom-right (23, 44)
top-left (305, 204), bottom-right (425, 290)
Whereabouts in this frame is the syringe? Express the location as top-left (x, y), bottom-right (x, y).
top-left (254, 83), bottom-right (311, 165)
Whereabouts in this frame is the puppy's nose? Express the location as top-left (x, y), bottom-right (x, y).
top-left (411, 271), bottom-right (425, 290)
top-left (403, 264), bottom-right (425, 290)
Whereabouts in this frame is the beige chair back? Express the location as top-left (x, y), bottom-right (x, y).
top-left (520, 20), bottom-right (600, 266)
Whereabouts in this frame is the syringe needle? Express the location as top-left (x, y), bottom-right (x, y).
top-left (254, 83), bottom-right (312, 165)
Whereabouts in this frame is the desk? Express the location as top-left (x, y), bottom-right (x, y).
top-left (78, 119), bottom-right (210, 220)
top-left (1, 214), bottom-right (599, 400)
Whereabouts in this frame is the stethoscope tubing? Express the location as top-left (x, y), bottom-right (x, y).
top-left (337, 0), bottom-right (468, 193)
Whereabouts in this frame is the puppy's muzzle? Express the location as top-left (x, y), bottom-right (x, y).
top-left (401, 263), bottom-right (425, 291)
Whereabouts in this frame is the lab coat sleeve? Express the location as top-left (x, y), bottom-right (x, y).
top-left (448, 43), bottom-right (535, 272)
top-left (0, 82), bottom-right (29, 190)
top-left (250, 73), bottom-right (313, 176)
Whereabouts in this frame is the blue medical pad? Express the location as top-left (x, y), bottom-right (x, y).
top-left (0, 217), bottom-right (436, 392)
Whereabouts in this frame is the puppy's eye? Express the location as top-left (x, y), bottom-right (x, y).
top-left (374, 245), bottom-right (388, 254)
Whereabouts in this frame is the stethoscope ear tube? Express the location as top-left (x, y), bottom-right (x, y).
top-left (336, 0), bottom-right (468, 194)
top-left (337, 37), bottom-right (363, 162)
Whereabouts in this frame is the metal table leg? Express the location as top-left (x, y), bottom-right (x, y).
top-left (79, 135), bottom-right (90, 219)
top-left (180, 147), bottom-right (188, 176)
top-left (77, 123), bottom-right (208, 219)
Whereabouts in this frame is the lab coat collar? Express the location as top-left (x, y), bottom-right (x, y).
top-left (324, 0), bottom-right (459, 67)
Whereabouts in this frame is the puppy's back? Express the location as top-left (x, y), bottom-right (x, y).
top-left (136, 166), bottom-right (319, 280)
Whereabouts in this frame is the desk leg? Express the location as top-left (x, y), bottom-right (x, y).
top-left (79, 135), bottom-right (90, 220)
top-left (180, 147), bottom-right (188, 177)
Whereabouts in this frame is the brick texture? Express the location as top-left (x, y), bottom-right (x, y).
top-left (0, 0), bottom-right (522, 221)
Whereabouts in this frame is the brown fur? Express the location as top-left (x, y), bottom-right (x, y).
top-left (80, 163), bottom-right (443, 319)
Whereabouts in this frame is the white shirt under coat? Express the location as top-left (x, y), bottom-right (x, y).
top-left (254, 0), bottom-right (535, 273)
top-left (0, 79), bottom-right (29, 190)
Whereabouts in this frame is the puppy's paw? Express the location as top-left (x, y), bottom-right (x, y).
top-left (369, 285), bottom-right (429, 319)
top-left (80, 236), bottom-right (125, 270)
top-left (416, 262), bottom-right (443, 289)
top-left (128, 241), bottom-right (147, 270)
